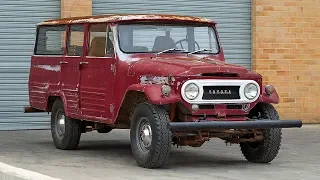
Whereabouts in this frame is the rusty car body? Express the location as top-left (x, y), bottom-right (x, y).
top-left (25, 14), bottom-right (302, 168)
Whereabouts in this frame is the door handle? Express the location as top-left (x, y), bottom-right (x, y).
top-left (60, 61), bottom-right (68, 64)
top-left (80, 61), bottom-right (89, 65)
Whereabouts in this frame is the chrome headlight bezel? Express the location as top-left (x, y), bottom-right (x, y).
top-left (184, 83), bottom-right (199, 100)
top-left (244, 83), bottom-right (259, 100)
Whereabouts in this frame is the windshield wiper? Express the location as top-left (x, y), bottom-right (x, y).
top-left (156, 48), bottom-right (186, 56)
top-left (187, 48), bottom-right (216, 56)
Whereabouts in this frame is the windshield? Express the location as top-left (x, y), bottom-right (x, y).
top-left (117, 23), bottom-right (219, 54)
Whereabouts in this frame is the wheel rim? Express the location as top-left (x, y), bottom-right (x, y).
top-left (55, 109), bottom-right (66, 139)
top-left (136, 117), bottom-right (152, 153)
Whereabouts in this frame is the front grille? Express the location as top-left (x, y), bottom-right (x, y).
top-left (202, 86), bottom-right (240, 100)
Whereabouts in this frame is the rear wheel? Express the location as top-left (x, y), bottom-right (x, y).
top-left (240, 103), bottom-right (282, 163)
top-left (130, 102), bottom-right (172, 169)
top-left (51, 99), bottom-right (82, 150)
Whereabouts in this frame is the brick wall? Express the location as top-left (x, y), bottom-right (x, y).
top-left (61, 0), bottom-right (92, 18)
top-left (252, 0), bottom-right (320, 123)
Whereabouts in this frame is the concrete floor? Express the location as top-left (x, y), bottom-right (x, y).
top-left (0, 125), bottom-right (319, 180)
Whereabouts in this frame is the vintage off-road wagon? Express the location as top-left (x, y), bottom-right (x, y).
top-left (25, 14), bottom-right (302, 168)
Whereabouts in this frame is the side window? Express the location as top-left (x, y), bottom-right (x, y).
top-left (67, 25), bottom-right (84, 56)
top-left (35, 25), bottom-right (66, 55)
top-left (88, 24), bottom-right (114, 57)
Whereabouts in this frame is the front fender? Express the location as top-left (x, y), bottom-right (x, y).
top-left (127, 84), bottom-right (181, 105)
top-left (259, 85), bottom-right (280, 104)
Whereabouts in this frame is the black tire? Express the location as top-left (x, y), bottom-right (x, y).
top-left (130, 102), bottom-right (172, 169)
top-left (51, 99), bottom-right (82, 150)
top-left (240, 103), bottom-right (282, 163)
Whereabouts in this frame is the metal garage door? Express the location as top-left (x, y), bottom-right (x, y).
top-left (0, 0), bottom-right (60, 130)
top-left (93, 0), bottom-right (251, 69)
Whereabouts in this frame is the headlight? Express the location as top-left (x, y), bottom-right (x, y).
top-left (244, 83), bottom-right (258, 100)
top-left (184, 83), bottom-right (199, 100)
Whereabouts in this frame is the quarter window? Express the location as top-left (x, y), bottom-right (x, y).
top-left (35, 25), bottom-right (66, 55)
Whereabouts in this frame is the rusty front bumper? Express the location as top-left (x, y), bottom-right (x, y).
top-left (169, 119), bottom-right (302, 131)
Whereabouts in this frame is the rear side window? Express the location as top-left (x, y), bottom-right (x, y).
top-left (35, 25), bottom-right (66, 55)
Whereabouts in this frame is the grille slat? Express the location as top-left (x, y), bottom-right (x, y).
top-left (202, 86), bottom-right (240, 100)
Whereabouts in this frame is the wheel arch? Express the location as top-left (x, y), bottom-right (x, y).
top-left (46, 93), bottom-right (68, 114)
top-left (114, 84), bottom-right (180, 125)
top-left (114, 90), bottom-right (149, 126)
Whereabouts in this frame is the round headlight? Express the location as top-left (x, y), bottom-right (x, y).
top-left (244, 83), bottom-right (259, 100)
top-left (184, 83), bottom-right (199, 100)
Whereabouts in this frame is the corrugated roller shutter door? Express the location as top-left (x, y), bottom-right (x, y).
top-left (93, 0), bottom-right (251, 69)
top-left (0, 0), bottom-right (60, 130)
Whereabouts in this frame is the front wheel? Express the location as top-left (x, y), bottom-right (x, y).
top-left (240, 103), bottom-right (282, 163)
top-left (130, 102), bottom-right (172, 169)
top-left (51, 99), bottom-right (82, 150)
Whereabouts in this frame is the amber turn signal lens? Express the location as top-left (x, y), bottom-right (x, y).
top-left (265, 85), bottom-right (275, 95)
top-left (161, 85), bottom-right (171, 97)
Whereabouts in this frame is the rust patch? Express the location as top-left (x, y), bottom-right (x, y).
top-left (38, 14), bottom-right (215, 26)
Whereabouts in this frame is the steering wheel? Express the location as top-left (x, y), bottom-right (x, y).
top-left (174, 38), bottom-right (200, 50)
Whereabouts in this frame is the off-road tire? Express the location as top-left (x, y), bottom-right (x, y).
top-left (51, 99), bottom-right (82, 150)
top-left (130, 102), bottom-right (172, 169)
top-left (240, 103), bottom-right (282, 163)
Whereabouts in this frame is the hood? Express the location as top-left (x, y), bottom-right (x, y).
top-left (128, 56), bottom-right (250, 77)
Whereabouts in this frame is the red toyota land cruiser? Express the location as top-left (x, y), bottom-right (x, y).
top-left (25, 14), bottom-right (302, 169)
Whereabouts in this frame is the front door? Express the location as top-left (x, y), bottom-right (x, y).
top-left (79, 24), bottom-right (115, 123)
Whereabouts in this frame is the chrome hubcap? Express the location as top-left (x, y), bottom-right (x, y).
top-left (136, 117), bottom-right (152, 153)
top-left (140, 124), bottom-right (152, 148)
top-left (56, 111), bottom-right (65, 136)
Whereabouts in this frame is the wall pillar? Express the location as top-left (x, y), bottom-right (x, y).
top-left (61, 0), bottom-right (92, 18)
top-left (252, 0), bottom-right (320, 123)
